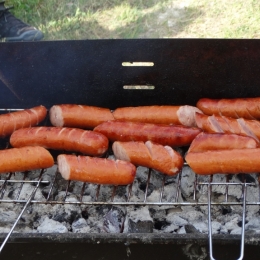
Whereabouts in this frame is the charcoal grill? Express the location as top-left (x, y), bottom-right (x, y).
top-left (0, 39), bottom-right (260, 259)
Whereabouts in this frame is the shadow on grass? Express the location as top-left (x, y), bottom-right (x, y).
top-left (43, 4), bottom-right (202, 40)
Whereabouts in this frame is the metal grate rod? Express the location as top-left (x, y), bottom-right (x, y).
top-left (159, 175), bottom-right (166, 203)
top-left (175, 169), bottom-right (182, 202)
top-left (144, 168), bottom-right (152, 202)
top-left (0, 173), bottom-right (13, 199)
top-left (0, 173), bottom-right (43, 254)
top-left (15, 172), bottom-right (28, 201)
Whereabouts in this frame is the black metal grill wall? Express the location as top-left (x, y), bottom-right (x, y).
top-left (0, 39), bottom-right (260, 109)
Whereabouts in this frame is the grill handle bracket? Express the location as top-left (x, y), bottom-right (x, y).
top-left (207, 182), bottom-right (247, 260)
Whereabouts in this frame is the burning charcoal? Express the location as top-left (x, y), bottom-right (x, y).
top-left (163, 183), bottom-right (182, 202)
top-left (103, 207), bottom-right (125, 233)
top-left (230, 227), bottom-right (242, 234)
top-left (0, 209), bottom-right (17, 224)
top-left (193, 222), bottom-right (208, 233)
top-left (245, 217), bottom-right (260, 231)
top-left (161, 223), bottom-right (179, 233)
top-left (135, 167), bottom-right (162, 189)
top-left (225, 217), bottom-right (240, 232)
top-left (72, 218), bottom-right (90, 233)
top-left (220, 225), bottom-right (228, 234)
top-left (211, 221), bottom-right (222, 234)
top-left (128, 219), bottom-right (153, 233)
top-left (184, 225), bottom-right (199, 234)
top-left (166, 214), bottom-right (188, 227)
top-left (126, 206), bottom-right (153, 233)
top-left (180, 166), bottom-right (195, 198)
top-left (37, 217), bottom-right (68, 233)
top-left (18, 183), bottom-right (45, 201)
top-left (179, 208), bottom-right (204, 222)
top-left (178, 226), bottom-right (186, 234)
top-left (237, 173), bottom-right (256, 183)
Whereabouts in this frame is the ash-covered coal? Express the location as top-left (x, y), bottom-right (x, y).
top-left (0, 162), bottom-right (259, 236)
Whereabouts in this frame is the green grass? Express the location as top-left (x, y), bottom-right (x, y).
top-left (5, 0), bottom-right (260, 40)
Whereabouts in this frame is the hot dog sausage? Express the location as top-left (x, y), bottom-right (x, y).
top-left (10, 127), bottom-right (109, 156)
top-left (0, 105), bottom-right (47, 137)
top-left (188, 132), bottom-right (258, 153)
top-left (185, 149), bottom-right (260, 175)
top-left (113, 105), bottom-right (202, 127)
top-left (196, 97), bottom-right (260, 119)
top-left (57, 154), bottom-right (136, 185)
top-left (112, 141), bottom-right (183, 176)
top-left (0, 146), bottom-right (54, 173)
top-left (94, 121), bottom-right (201, 147)
top-left (49, 104), bottom-right (114, 129)
top-left (195, 112), bottom-right (260, 142)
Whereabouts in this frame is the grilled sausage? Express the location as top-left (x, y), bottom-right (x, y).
top-left (112, 141), bottom-right (183, 176)
top-left (0, 105), bottom-right (47, 137)
top-left (113, 105), bottom-right (202, 127)
top-left (188, 132), bottom-right (258, 153)
top-left (0, 146), bottom-right (54, 173)
top-left (49, 104), bottom-right (114, 129)
top-left (196, 97), bottom-right (260, 119)
top-left (186, 149), bottom-right (260, 175)
top-left (10, 127), bottom-right (109, 156)
top-left (57, 154), bottom-right (136, 185)
top-left (94, 121), bottom-right (201, 147)
top-left (195, 112), bottom-right (260, 142)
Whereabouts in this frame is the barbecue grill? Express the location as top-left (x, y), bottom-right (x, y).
top-left (0, 39), bottom-right (260, 260)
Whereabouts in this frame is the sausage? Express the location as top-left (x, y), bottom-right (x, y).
top-left (0, 105), bottom-right (47, 137)
top-left (94, 121), bottom-right (201, 147)
top-left (185, 149), bottom-right (260, 175)
top-left (113, 105), bottom-right (202, 127)
top-left (0, 146), bottom-right (54, 173)
top-left (49, 104), bottom-right (114, 129)
top-left (195, 112), bottom-right (260, 142)
top-left (188, 132), bottom-right (258, 153)
top-left (196, 97), bottom-right (260, 119)
top-left (112, 141), bottom-right (183, 176)
top-left (10, 127), bottom-right (109, 156)
top-left (57, 154), bottom-right (136, 185)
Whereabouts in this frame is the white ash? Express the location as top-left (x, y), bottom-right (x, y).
top-left (0, 163), bottom-right (259, 237)
top-left (72, 218), bottom-right (91, 233)
top-left (37, 217), bottom-right (68, 233)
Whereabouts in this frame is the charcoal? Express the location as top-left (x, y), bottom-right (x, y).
top-left (103, 207), bottom-right (125, 233)
top-left (0, 162), bottom-right (259, 238)
top-left (72, 218), bottom-right (90, 233)
top-left (184, 225), bottom-right (199, 234)
top-left (126, 206), bottom-right (153, 233)
top-left (128, 219), bottom-right (153, 233)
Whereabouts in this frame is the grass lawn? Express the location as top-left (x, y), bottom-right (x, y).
top-left (6, 0), bottom-right (260, 40)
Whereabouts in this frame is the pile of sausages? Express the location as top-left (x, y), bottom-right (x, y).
top-left (1, 97), bottom-right (260, 186)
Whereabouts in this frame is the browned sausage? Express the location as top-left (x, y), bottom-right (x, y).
top-left (49, 104), bottom-right (114, 129)
top-left (195, 112), bottom-right (260, 142)
top-left (57, 154), bottom-right (136, 185)
top-left (112, 141), bottom-right (183, 176)
top-left (185, 149), bottom-right (260, 175)
top-left (10, 127), bottom-right (109, 156)
top-left (188, 132), bottom-right (258, 153)
top-left (94, 121), bottom-right (201, 147)
top-left (0, 105), bottom-right (47, 137)
top-left (113, 105), bottom-right (202, 127)
top-left (196, 97), bottom-right (260, 119)
top-left (0, 146), bottom-right (54, 173)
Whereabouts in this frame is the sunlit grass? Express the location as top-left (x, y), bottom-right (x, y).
top-left (5, 0), bottom-right (260, 40)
